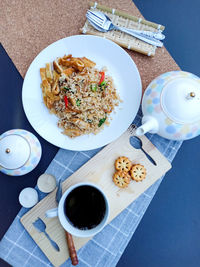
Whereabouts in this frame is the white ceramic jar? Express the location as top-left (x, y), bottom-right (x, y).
top-left (0, 129), bottom-right (42, 176)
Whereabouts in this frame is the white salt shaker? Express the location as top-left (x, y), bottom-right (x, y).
top-left (0, 129), bottom-right (42, 176)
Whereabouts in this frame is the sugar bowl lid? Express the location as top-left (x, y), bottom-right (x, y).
top-left (0, 134), bottom-right (30, 169)
top-left (161, 72), bottom-right (200, 124)
top-left (0, 129), bottom-right (42, 176)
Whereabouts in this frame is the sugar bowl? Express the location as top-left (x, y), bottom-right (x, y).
top-left (0, 129), bottom-right (42, 176)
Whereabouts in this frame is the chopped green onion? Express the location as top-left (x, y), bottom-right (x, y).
top-left (63, 87), bottom-right (75, 94)
top-left (76, 99), bottom-right (81, 106)
top-left (90, 84), bottom-right (97, 92)
top-left (63, 86), bottom-right (70, 91)
top-left (100, 81), bottom-right (107, 87)
top-left (99, 81), bottom-right (107, 91)
top-left (98, 117), bottom-right (106, 127)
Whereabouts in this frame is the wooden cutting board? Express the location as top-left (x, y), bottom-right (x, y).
top-left (21, 125), bottom-right (171, 267)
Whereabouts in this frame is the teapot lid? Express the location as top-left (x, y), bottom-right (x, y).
top-left (161, 77), bottom-right (200, 124)
top-left (0, 134), bottom-right (31, 170)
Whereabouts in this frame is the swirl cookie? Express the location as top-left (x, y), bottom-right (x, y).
top-left (113, 171), bottom-right (131, 188)
top-left (115, 156), bottom-right (132, 172)
top-left (130, 164), bottom-right (147, 182)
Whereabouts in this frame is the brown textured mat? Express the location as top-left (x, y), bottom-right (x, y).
top-left (0, 0), bottom-right (179, 92)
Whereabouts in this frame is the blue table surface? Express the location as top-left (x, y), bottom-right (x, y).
top-left (118, 1), bottom-right (200, 267)
top-left (1, 1), bottom-right (200, 267)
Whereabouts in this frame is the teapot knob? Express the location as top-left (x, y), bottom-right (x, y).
top-left (186, 92), bottom-right (196, 100)
top-left (0, 129), bottom-right (42, 176)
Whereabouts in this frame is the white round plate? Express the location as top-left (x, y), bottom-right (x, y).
top-left (22, 35), bottom-right (141, 151)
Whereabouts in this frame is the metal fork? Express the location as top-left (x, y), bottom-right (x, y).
top-left (87, 10), bottom-right (165, 40)
top-left (86, 10), bottom-right (164, 47)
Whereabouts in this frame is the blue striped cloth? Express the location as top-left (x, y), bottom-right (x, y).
top-left (0, 109), bottom-right (182, 267)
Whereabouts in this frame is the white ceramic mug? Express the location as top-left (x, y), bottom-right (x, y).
top-left (45, 182), bottom-right (109, 237)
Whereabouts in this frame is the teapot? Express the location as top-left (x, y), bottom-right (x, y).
top-left (136, 71), bottom-right (200, 140)
top-left (0, 129), bottom-right (42, 176)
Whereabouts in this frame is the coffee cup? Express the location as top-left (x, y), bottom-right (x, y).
top-left (45, 182), bottom-right (109, 237)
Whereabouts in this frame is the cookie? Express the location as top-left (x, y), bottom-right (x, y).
top-left (130, 164), bottom-right (147, 182)
top-left (113, 171), bottom-right (131, 188)
top-left (115, 156), bottom-right (132, 172)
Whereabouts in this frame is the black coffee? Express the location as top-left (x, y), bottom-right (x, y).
top-left (64, 185), bottom-right (106, 230)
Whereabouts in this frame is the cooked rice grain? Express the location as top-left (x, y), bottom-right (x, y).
top-left (41, 57), bottom-right (120, 138)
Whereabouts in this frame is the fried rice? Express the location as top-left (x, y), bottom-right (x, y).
top-left (40, 55), bottom-right (120, 138)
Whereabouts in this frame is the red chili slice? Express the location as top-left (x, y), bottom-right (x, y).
top-left (64, 95), bottom-right (68, 107)
top-left (99, 71), bottom-right (105, 85)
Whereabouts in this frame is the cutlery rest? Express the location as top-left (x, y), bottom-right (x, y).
top-left (80, 2), bottom-right (165, 56)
